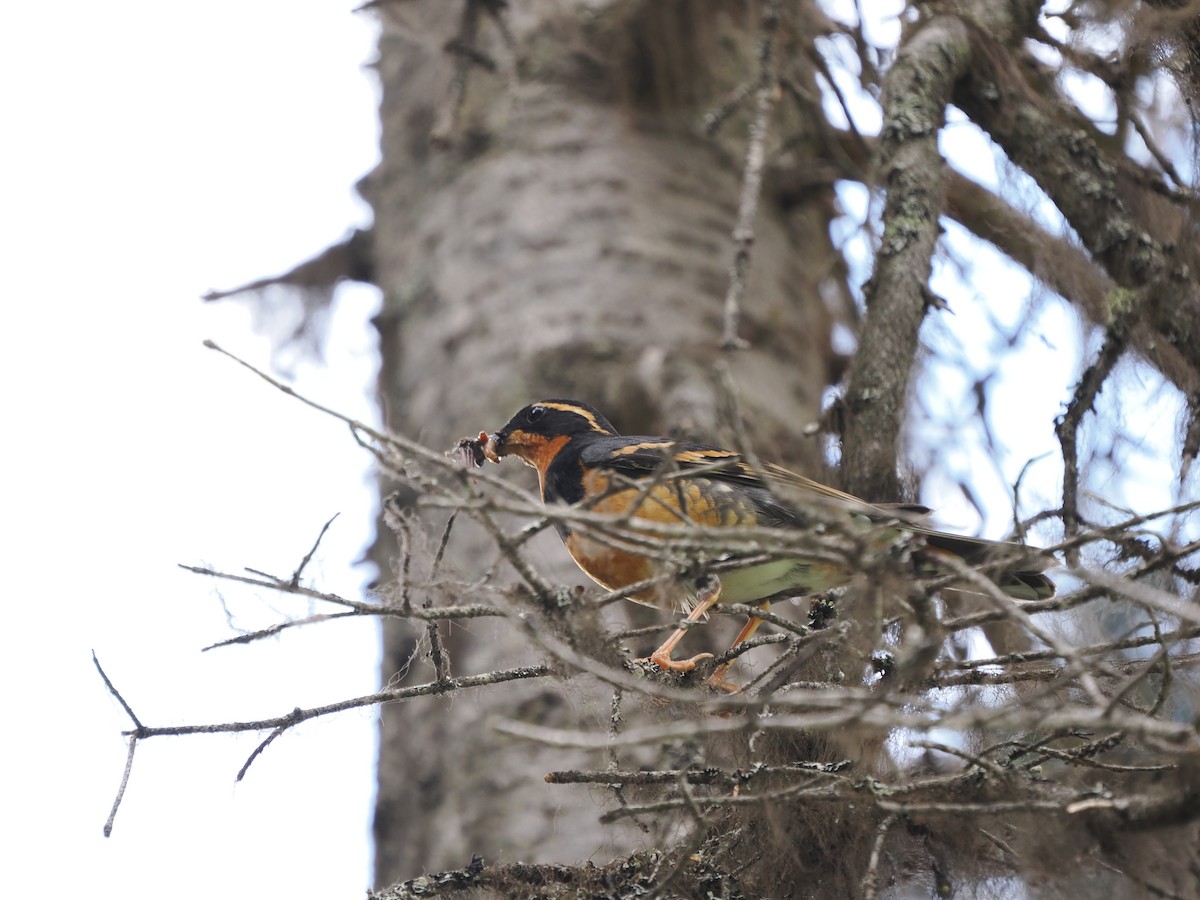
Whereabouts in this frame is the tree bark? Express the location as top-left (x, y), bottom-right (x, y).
top-left (841, 15), bottom-right (971, 501)
top-left (364, 1), bottom-right (841, 884)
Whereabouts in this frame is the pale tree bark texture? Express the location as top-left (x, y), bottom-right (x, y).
top-left (363, 1), bottom-right (841, 885)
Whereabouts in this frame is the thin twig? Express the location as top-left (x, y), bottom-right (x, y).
top-left (93, 652), bottom-right (144, 730)
top-left (1147, 617), bottom-right (1173, 718)
top-left (546, 761), bottom-right (850, 786)
top-left (720, 1), bottom-right (780, 351)
top-left (644, 776), bottom-right (708, 900)
top-left (431, 511), bottom-right (458, 579)
top-left (908, 740), bottom-right (1010, 779)
top-left (1074, 567), bottom-right (1200, 627)
top-left (1094, 859), bottom-right (1191, 900)
top-left (180, 563), bottom-right (499, 621)
top-left (110, 666), bottom-right (549, 743)
top-left (1127, 109), bottom-right (1188, 190)
top-left (238, 726), bottom-right (288, 780)
top-left (933, 553), bottom-right (1110, 706)
top-left (1103, 638), bottom-right (1173, 717)
top-left (93, 655), bottom-right (138, 834)
top-left (860, 813), bottom-right (898, 900)
top-left (427, 620), bottom-right (452, 683)
top-left (702, 79), bottom-right (756, 135)
top-left (607, 688), bottom-right (623, 772)
top-left (601, 776), bottom-right (845, 824)
top-left (382, 496), bottom-right (415, 613)
top-left (290, 513), bottom-right (339, 587)
top-left (202, 611), bottom-right (361, 650)
top-left (802, 41), bottom-right (870, 163)
top-left (103, 736), bottom-right (138, 837)
top-left (202, 340), bottom-right (538, 508)
top-left (1056, 316), bottom-right (1131, 560)
top-left (946, 625), bottom-right (1200, 671)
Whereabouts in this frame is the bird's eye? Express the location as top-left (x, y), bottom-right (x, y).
top-left (526, 405), bottom-right (546, 423)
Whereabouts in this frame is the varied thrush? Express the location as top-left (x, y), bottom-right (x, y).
top-left (467, 400), bottom-right (1054, 685)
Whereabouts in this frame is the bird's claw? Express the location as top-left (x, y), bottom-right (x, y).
top-left (645, 650), bottom-right (714, 672)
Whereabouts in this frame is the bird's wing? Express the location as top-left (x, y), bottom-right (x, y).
top-left (581, 437), bottom-right (915, 519)
top-left (580, 437), bottom-right (1054, 588)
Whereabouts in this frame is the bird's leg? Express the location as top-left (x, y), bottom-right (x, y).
top-left (705, 602), bottom-right (770, 691)
top-left (645, 576), bottom-right (723, 672)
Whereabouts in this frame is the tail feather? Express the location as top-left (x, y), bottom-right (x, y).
top-left (922, 531), bottom-right (1056, 600)
top-left (1000, 569), bottom-right (1056, 601)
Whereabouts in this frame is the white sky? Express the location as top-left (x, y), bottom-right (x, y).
top-left (2, 4), bottom-right (384, 898)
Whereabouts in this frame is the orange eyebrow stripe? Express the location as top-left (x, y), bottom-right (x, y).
top-left (536, 402), bottom-right (609, 432)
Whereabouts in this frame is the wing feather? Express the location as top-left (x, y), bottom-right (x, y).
top-left (579, 435), bottom-right (1054, 594)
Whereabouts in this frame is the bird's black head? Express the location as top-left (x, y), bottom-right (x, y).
top-left (490, 400), bottom-right (616, 468)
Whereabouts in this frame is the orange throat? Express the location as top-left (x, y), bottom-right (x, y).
top-left (500, 432), bottom-right (570, 495)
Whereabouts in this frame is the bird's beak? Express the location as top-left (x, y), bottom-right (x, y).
top-left (482, 431), bottom-right (505, 463)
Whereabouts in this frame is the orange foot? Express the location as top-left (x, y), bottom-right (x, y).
top-left (703, 673), bottom-right (743, 693)
top-left (632, 652), bottom-right (744, 693)
top-left (646, 649), bottom-right (714, 672)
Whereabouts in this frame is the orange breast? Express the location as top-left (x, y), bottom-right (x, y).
top-left (564, 530), bottom-right (660, 599)
top-left (562, 470), bottom-right (764, 611)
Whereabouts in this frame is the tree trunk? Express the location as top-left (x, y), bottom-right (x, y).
top-left (363, 1), bottom-right (841, 885)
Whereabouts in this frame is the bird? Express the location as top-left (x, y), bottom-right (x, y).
top-left (474, 399), bottom-right (1054, 687)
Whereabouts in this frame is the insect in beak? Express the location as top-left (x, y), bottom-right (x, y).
top-left (448, 432), bottom-right (503, 468)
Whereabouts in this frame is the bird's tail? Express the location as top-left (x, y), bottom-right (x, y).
top-left (921, 531), bottom-right (1056, 601)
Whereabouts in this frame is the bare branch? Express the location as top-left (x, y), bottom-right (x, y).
top-left (840, 14), bottom-right (971, 499)
top-left (546, 760), bottom-right (851, 787)
top-left (860, 813), bottom-right (898, 900)
top-left (103, 736), bottom-right (137, 838)
top-left (1074, 567), bottom-right (1200, 627)
top-left (115, 667), bottom-right (548, 742)
top-left (93, 651), bottom-right (144, 731)
top-left (956, 33), bottom-right (1200, 382)
top-left (1057, 322), bottom-right (1131, 557)
top-left (201, 610), bottom-right (361, 650)
top-left (180, 563), bottom-right (499, 622)
top-left (289, 513), bottom-right (339, 587)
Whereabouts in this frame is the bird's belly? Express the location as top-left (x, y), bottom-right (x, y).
top-left (715, 558), bottom-right (848, 603)
top-left (563, 531), bottom-right (677, 609)
top-left (560, 477), bottom-right (854, 611)
top-left (564, 525), bottom-right (849, 613)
